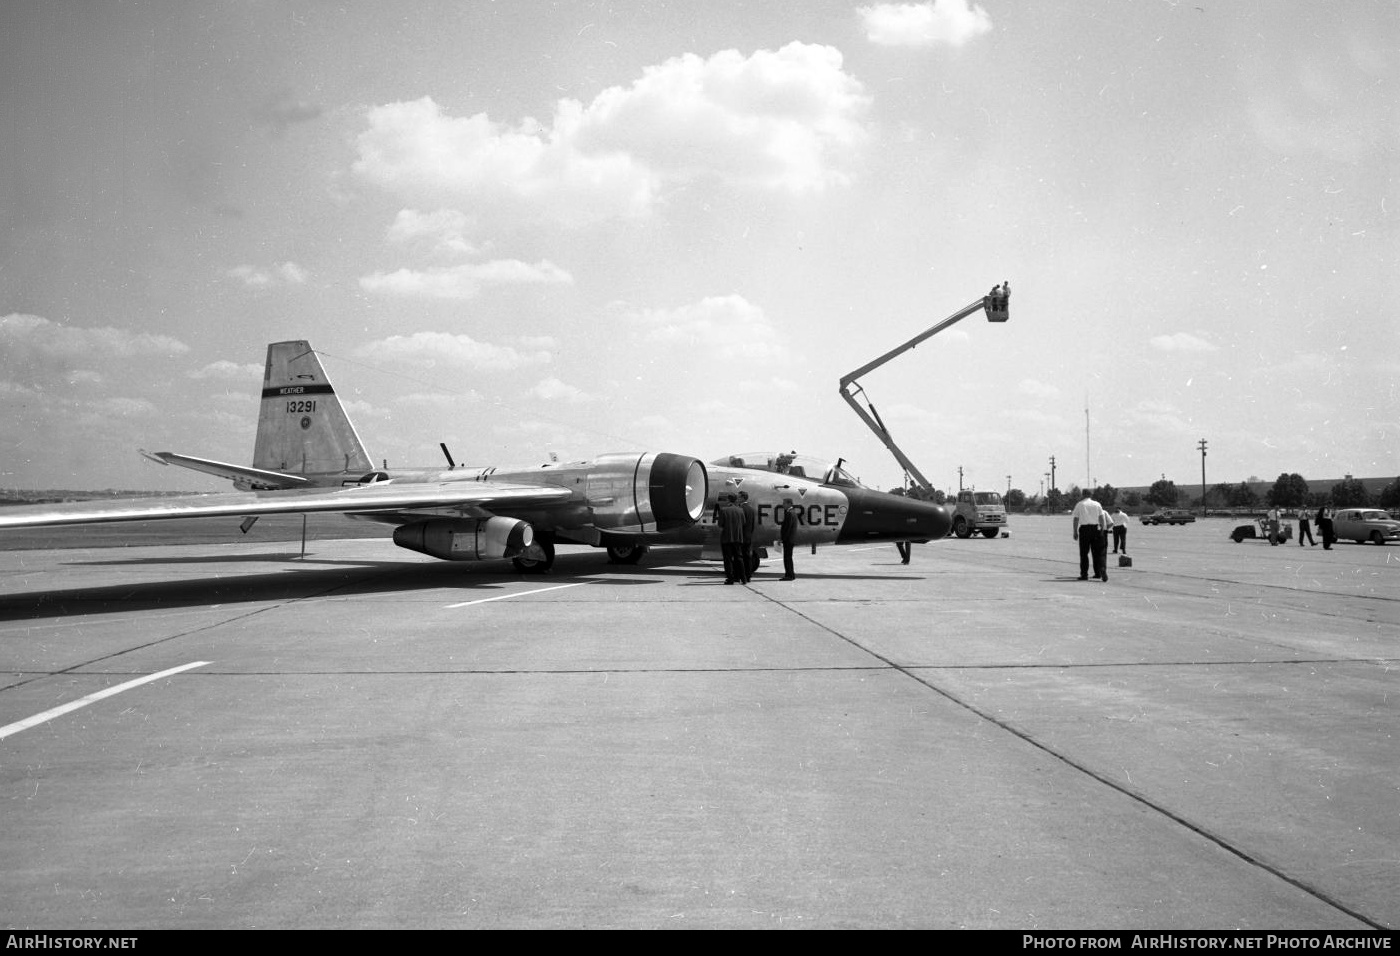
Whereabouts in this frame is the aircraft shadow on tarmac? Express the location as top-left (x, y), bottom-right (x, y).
top-left (0, 551), bottom-right (663, 622)
top-left (0, 547), bottom-right (924, 620)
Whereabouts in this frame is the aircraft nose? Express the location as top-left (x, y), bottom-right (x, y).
top-left (838, 489), bottom-right (952, 543)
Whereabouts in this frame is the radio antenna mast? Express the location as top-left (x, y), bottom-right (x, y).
top-left (1085, 394), bottom-right (1092, 491)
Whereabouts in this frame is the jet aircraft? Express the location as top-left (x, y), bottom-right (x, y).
top-left (0, 341), bottom-right (951, 572)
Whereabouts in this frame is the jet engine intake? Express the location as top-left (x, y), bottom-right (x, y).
top-left (586, 453), bottom-right (708, 533)
top-left (392, 517), bottom-right (533, 561)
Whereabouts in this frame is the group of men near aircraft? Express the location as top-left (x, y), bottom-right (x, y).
top-left (714, 489), bottom-right (798, 584)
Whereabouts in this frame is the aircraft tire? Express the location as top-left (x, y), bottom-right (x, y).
top-left (513, 539), bottom-right (555, 573)
top-left (980, 528), bottom-right (998, 539)
top-left (1232, 530), bottom-right (1245, 542)
top-left (606, 543), bottom-right (648, 565)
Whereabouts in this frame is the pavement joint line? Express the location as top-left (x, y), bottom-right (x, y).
top-left (0, 563), bottom-right (395, 695)
top-left (749, 586), bottom-right (1388, 931)
top-left (0, 660), bottom-right (210, 741)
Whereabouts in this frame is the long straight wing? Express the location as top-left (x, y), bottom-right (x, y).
top-left (0, 481), bottom-right (575, 530)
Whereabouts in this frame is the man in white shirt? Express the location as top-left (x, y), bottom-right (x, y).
top-left (1071, 490), bottom-right (1109, 581)
top-left (1110, 507), bottom-right (1129, 554)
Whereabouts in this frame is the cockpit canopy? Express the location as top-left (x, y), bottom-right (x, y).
top-left (710, 452), bottom-right (870, 489)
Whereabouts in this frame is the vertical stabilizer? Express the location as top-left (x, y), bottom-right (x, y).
top-left (254, 341), bottom-right (374, 478)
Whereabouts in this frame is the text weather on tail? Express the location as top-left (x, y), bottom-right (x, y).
top-left (0, 341), bottom-right (950, 573)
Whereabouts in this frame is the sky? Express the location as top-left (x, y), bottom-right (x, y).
top-left (2, 0), bottom-right (1396, 496)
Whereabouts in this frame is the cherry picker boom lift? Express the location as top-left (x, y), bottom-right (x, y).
top-left (838, 283), bottom-right (1010, 557)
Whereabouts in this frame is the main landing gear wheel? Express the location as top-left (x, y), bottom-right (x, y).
top-left (981, 528), bottom-right (998, 538)
top-left (606, 543), bottom-right (648, 565)
top-left (512, 539), bottom-right (555, 573)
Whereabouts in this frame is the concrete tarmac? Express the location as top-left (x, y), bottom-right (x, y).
top-left (0, 515), bottom-right (1395, 930)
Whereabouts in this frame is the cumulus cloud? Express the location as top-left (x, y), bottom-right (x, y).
top-left (226, 262), bottom-right (308, 288)
top-left (356, 332), bottom-right (552, 371)
top-left (386, 208), bottom-right (481, 255)
top-left (358, 259), bottom-right (572, 300)
top-left (1019, 378), bottom-right (1061, 399)
top-left (1150, 332), bottom-right (1218, 353)
top-left (251, 91), bottom-right (323, 136)
top-left (352, 43), bottom-right (871, 222)
top-left (82, 397), bottom-right (157, 420)
top-left (528, 377), bottom-right (591, 403)
top-left (1123, 399), bottom-right (1196, 439)
top-left (629, 295), bottom-right (783, 363)
top-left (0, 314), bottom-right (188, 385)
top-left (859, 1), bottom-right (993, 48)
top-left (191, 360), bottom-right (263, 381)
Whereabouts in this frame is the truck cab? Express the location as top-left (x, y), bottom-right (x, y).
top-left (951, 489), bottom-right (1008, 538)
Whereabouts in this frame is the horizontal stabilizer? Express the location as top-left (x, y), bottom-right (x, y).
top-left (140, 450), bottom-right (312, 490)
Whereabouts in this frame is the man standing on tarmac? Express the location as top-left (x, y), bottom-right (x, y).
top-left (1297, 505), bottom-right (1316, 546)
top-left (1110, 506), bottom-right (1129, 554)
top-left (717, 493), bottom-right (747, 584)
top-left (737, 490), bottom-right (757, 582)
top-left (779, 498), bottom-right (798, 580)
top-left (1071, 489), bottom-right (1109, 582)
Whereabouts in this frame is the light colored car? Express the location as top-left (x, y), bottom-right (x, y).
top-left (1329, 508), bottom-right (1400, 545)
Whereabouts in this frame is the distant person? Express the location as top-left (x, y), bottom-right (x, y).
top-left (737, 490), bottom-right (757, 582)
top-left (779, 498), bottom-right (798, 580)
top-left (1296, 505), bottom-right (1316, 546)
top-left (1110, 507), bottom-right (1129, 554)
top-left (1266, 506), bottom-right (1281, 545)
top-left (717, 493), bottom-right (746, 583)
top-left (1316, 504), bottom-right (1335, 550)
top-left (1071, 490), bottom-right (1109, 582)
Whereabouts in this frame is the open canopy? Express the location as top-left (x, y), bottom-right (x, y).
top-left (710, 452), bottom-right (870, 489)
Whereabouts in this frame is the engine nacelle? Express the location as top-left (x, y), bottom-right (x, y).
top-left (392, 517), bottom-right (533, 561)
top-left (586, 452), bottom-right (708, 533)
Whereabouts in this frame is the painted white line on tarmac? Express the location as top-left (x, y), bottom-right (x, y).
top-left (444, 582), bottom-right (590, 609)
top-left (0, 661), bottom-right (211, 742)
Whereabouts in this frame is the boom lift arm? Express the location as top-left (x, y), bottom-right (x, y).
top-left (838, 283), bottom-right (1009, 496)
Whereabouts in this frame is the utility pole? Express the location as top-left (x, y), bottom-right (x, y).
top-left (1198, 438), bottom-right (1208, 516)
top-left (1048, 456), bottom-right (1056, 495)
top-left (958, 466), bottom-right (964, 492)
top-left (1006, 475), bottom-right (1012, 495)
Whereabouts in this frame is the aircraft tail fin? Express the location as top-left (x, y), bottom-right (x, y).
top-left (254, 341), bottom-right (375, 479)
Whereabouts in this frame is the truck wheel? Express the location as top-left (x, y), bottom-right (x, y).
top-left (981, 528), bottom-right (998, 538)
top-left (954, 517), bottom-right (970, 538)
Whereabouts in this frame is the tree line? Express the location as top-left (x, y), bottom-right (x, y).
top-left (994, 474), bottom-right (1400, 514)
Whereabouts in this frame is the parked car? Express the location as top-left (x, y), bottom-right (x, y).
top-left (1142, 509), bottom-right (1196, 525)
top-left (1230, 517), bottom-right (1293, 543)
top-left (1329, 508), bottom-right (1400, 545)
